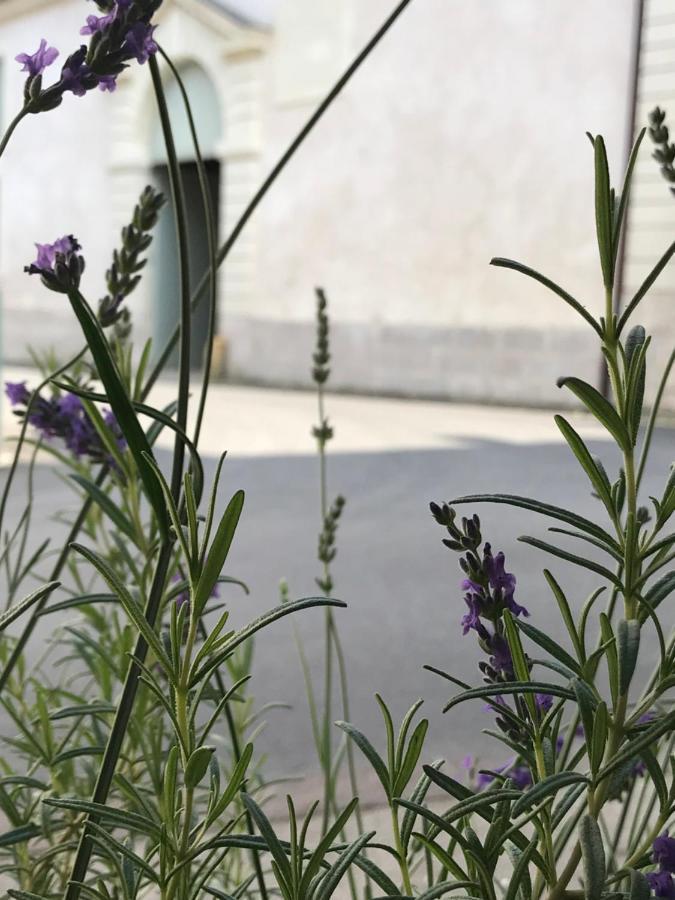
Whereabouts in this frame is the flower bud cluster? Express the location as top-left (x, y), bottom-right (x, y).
top-left (98, 185), bottom-right (166, 340)
top-left (15, 0), bottom-right (162, 115)
top-left (316, 495), bottom-right (346, 594)
top-left (649, 107), bottom-right (675, 195)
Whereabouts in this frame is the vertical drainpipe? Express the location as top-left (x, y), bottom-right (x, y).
top-left (601, 0), bottom-right (646, 397)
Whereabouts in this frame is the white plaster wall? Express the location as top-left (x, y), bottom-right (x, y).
top-left (0, 0), bottom-right (640, 406)
top-left (251, 0), bottom-right (636, 333)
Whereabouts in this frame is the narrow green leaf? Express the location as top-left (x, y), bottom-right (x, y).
top-left (395, 698), bottom-right (424, 772)
top-left (393, 717), bottom-right (428, 796)
top-left (0, 824), bottom-right (41, 847)
top-left (185, 746), bottom-right (215, 789)
top-left (443, 681), bottom-right (574, 713)
top-left (0, 581), bottom-right (60, 633)
top-left (518, 536), bottom-right (622, 586)
top-left (644, 571), bottom-right (675, 612)
top-left (374, 693), bottom-right (395, 779)
top-left (597, 708), bottom-right (675, 782)
top-left (71, 543), bottom-right (172, 675)
top-left (612, 128), bottom-right (646, 264)
top-left (571, 678), bottom-right (598, 765)
top-left (553, 416), bottom-right (616, 518)
top-left (516, 619), bottom-right (581, 676)
top-left (579, 815), bottom-right (605, 900)
top-left (190, 596), bottom-right (345, 687)
top-left (399, 791), bottom-right (520, 830)
top-left (241, 793), bottom-right (292, 891)
top-left (335, 721), bottom-right (389, 794)
top-left (315, 831), bottom-right (374, 900)
top-left (194, 491), bottom-right (244, 612)
top-left (641, 746), bottom-right (668, 811)
top-left (490, 258), bottom-right (602, 335)
top-left (593, 135), bottom-right (614, 288)
top-left (350, 854), bottom-right (401, 897)
top-left (503, 838), bottom-right (538, 900)
top-left (69, 475), bottom-right (137, 543)
top-left (511, 772), bottom-right (588, 818)
top-left (451, 492), bottom-right (618, 551)
top-left (299, 798), bottom-right (358, 895)
top-left (400, 759), bottom-right (443, 852)
top-left (590, 701), bottom-right (608, 774)
top-left (617, 619), bottom-right (640, 696)
top-left (557, 377), bottom-right (630, 452)
top-left (49, 703), bottom-right (116, 721)
top-left (42, 798), bottom-right (160, 836)
top-left (599, 613), bottom-right (619, 707)
top-left (624, 326), bottom-right (648, 443)
top-left (542, 570), bottom-right (585, 663)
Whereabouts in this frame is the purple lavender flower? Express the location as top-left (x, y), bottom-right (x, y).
top-left (26, 234), bottom-right (84, 292)
top-left (487, 633), bottom-right (514, 677)
top-left (15, 39), bottom-right (59, 77)
top-left (654, 834), bottom-right (675, 873)
top-left (98, 74), bottom-right (118, 93)
top-left (461, 591), bottom-right (481, 635)
top-left (123, 22), bottom-right (158, 64)
top-left (459, 545), bottom-right (527, 636)
top-left (484, 545), bottom-right (516, 596)
top-left (5, 382), bottom-right (30, 406)
top-left (80, 14), bottom-right (115, 36)
top-left (28, 235), bottom-right (80, 275)
top-left (535, 693), bottom-right (553, 713)
top-left (510, 766), bottom-right (533, 791)
top-left (648, 872), bottom-right (675, 899)
top-left (60, 47), bottom-right (94, 97)
top-left (473, 759), bottom-right (532, 792)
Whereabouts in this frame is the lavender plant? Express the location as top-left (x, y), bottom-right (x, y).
top-left (4, 0), bottom-right (675, 898)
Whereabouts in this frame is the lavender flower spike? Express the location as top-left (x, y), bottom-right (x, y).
top-left (15, 39), bottom-right (59, 77)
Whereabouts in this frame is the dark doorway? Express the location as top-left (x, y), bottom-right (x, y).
top-left (153, 159), bottom-right (220, 369)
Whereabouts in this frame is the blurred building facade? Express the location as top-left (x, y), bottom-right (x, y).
top-left (0, 0), bottom-right (672, 407)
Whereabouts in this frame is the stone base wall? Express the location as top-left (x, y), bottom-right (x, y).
top-left (223, 316), bottom-right (600, 407)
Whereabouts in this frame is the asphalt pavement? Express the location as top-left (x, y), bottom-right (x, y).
top-left (2, 382), bottom-right (673, 806)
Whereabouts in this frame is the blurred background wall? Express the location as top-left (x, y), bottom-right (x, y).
top-left (2, 0), bottom-right (672, 408)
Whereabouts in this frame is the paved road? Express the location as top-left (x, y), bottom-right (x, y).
top-left (3, 422), bottom-right (674, 805)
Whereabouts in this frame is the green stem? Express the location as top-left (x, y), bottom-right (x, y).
top-left (63, 539), bottom-right (174, 900)
top-left (391, 804), bottom-right (413, 895)
top-left (148, 56), bottom-right (191, 498)
top-left (0, 107), bottom-right (28, 159)
top-left (548, 326), bottom-right (638, 900)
